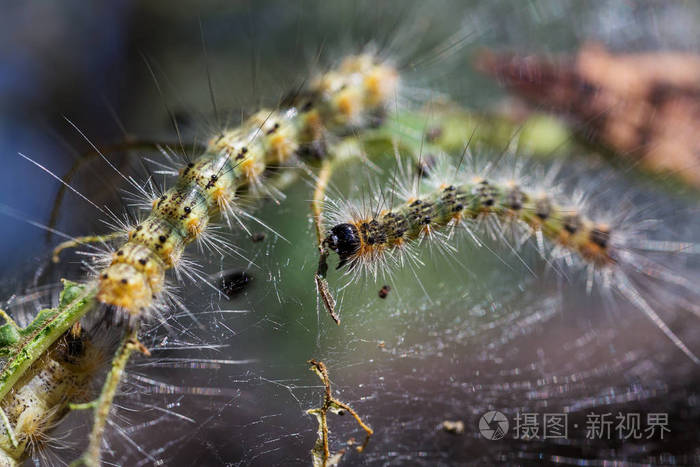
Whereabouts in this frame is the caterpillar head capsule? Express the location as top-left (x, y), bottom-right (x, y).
top-left (97, 263), bottom-right (153, 315)
top-left (324, 223), bottom-right (361, 269)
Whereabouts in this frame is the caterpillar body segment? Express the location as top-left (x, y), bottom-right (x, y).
top-left (97, 54), bottom-right (400, 316)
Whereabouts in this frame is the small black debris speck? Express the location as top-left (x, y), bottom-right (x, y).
top-left (378, 285), bottom-right (391, 299)
top-left (220, 271), bottom-right (254, 297)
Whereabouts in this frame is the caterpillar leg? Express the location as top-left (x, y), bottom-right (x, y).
top-left (307, 359), bottom-right (373, 467)
top-left (73, 324), bottom-right (149, 467)
top-left (52, 232), bottom-right (124, 263)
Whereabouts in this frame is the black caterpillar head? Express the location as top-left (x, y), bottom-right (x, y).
top-left (323, 223), bottom-right (361, 269)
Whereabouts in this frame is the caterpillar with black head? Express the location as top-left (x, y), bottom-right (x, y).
top-left (321, 152), bottom-right (700, 364)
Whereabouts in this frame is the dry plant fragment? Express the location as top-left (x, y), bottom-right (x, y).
top-left (312, 159), bottom-right (341, 325)
top-left (307, 359), bottom-right (373, 467)
top-left (441, 420), bottom-right (465, 435)
top-left (477, 43), bottom-right (700, 188)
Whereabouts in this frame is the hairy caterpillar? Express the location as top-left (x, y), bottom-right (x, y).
top-left (0, 277), bottom-right (255, 466)
top-left (0, 283), bottom-right (105, 466)
top-left (320, 152), bottom-right (700, 363)
top-left (93, 53), bottom-right (398, 319)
